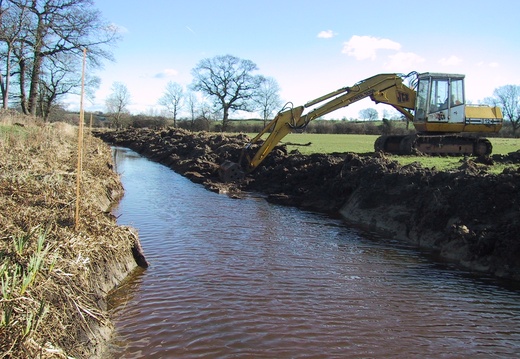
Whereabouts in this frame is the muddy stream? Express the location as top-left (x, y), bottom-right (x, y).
top-left (107, 147), bottom-right (520, 358)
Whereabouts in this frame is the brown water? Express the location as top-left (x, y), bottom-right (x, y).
top-left (107, 147), bottom-right (520, 358)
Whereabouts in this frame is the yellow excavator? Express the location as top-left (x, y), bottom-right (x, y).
top-left (220, 72), bottom-right (503, 182)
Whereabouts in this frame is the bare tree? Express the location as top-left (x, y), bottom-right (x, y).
top-left (37, 53), bottom-right (100, 121)
top-left (105, 82), bottom-right (130, 128)
top-left (158, 81), bottom-right (183, 127)
top-left (490, 85), bottom-right (520, 135)
top-left (197, 100), bottom-right (217, 131)
top-left (0, 0), bottom-right (30, 109)
top-left (190, 54), bottom-right (265, 132)
top-left (359, 108), bottom-right (378, 121)
top-left (185, 91), bottom-right (198, 130)
top-left (184, 92), bottom-right (215, 131)
top-left (1, 0), bottom-right (120, 115)
top-left (253, 76), bottom-right (282, 126)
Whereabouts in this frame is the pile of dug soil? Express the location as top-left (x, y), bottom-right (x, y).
top-left (95, 128), bottom-right (520, 281)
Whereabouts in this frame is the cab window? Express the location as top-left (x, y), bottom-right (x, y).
top-left (429, 78), bottom-right (449, 112)
top-left (415, 79), bottom-right (429, 120)
top-left (450, 79), bottom-right (463, 106)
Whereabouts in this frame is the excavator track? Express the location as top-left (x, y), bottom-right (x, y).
top-left (375, 134), bottom-right (492, 156)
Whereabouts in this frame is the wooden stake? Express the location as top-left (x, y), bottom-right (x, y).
top-left (75, 48), bottom-right (87, 231)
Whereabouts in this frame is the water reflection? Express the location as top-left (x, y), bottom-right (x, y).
top-left (108, 147), bottom-right (520, 358)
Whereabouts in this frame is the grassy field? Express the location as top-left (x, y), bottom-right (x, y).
top-left (281, 133), bottom-right (379, 154)
top-left (248, 133), bottom-right (520, 172)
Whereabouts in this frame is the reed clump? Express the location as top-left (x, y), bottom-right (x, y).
top-left (0, 111), bottom-right (138, 358)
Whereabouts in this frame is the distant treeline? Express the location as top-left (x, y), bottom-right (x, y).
top-left (49, 111), bottom-right (519, 138)
top-left (93, 115), bottom-right (414, 136)
top-left (222, 118), bottom-right (413, 136)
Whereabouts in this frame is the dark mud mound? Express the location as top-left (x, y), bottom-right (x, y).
top-left (95, 128), bottom-right (520, 281)
top-left (101, 128), bottom-right (246, 193)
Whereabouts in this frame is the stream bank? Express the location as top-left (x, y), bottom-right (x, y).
top-left (95, 127), bottom-right (520, 281)
top-left (0, 121), bottom-right (146, 358)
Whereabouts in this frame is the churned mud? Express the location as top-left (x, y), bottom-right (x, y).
top-left (95, 128), bottom-right (520, 281)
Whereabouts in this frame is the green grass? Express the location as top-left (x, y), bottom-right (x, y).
top-left (281, 133), bottom-right (379, 154)
top-left (0, 124), bottom-right (29, 135)
top-left (0, 124), bottom-right (34, 146)
top-left (247, 133), bottom-right (520, 172)
top-left (489, 137), bottom-right (520, 155)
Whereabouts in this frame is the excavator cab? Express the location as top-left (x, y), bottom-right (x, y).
top-left (413, 73), bottom-right (502, 134)
top-left (414, 73), bottom-right (462, 122)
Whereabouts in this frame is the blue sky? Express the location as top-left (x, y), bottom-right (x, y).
top-left (83, 0), bottom-right (520, 119)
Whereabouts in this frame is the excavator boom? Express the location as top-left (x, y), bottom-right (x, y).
top-left (242, 73), bottom-right (416, 172)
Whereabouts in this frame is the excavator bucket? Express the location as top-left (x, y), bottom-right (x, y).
top-left (219, 160), bottom-right (245, 183)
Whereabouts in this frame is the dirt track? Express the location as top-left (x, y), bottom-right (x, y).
top-left (95, 128), bottom-right (520, 281)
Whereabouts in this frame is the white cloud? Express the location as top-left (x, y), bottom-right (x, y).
top-left (317, 30), bottom-right (336, 39)
top-left (154, 69), bottom-right (179, 78)
top-left (342, 35), bottom-right (401, 60)
top-left (438, 55), bottom-right (463, 66)
top-left (477, 61), bottom-right (500, 68)
top-left (384, 52), bottom-right (425, 70)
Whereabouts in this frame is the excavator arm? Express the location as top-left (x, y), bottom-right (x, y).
top-left (241, 73), bottom-right (417, 172)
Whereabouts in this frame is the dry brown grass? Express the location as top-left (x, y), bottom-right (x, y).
top-left (1, 112), bottom-right (138, 358)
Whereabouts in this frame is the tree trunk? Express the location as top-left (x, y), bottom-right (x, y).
top-left (28, 53), bottom-right (43, 116)
top-left (2, 46), bottom-right (13, 110)
top-left (18, 58), bottom-right (28, 115)
top-left (222, 106), bottom-right (229, 132)
top-left (28, 12), bottom-right (46, 116)
top-left (0, 72), bottom-right (5, 109)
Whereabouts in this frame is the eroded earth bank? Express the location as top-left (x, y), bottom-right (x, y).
top-left (0, 123), bottom-right (146, 358)
top-left (96, 128), bottom-right (520, 282)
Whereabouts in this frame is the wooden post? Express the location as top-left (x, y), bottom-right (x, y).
top-left (75, 48), bottom-right (87, 231)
